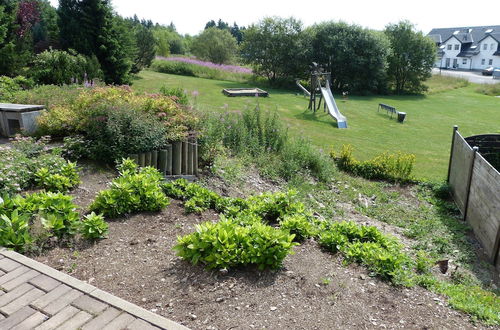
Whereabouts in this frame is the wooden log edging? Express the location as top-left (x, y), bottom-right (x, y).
top-left (127, 138), bottom-right (199, 177)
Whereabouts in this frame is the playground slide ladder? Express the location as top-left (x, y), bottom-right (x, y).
top-left (320, 87), bottom-right (347, 128)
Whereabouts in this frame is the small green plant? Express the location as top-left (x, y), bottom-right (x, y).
top-left (0, 210), bottom-right (33, 252)
top-left (80, 212), bottom-right (109, 240)
top-left (90, 159), bottom-right (170, 218)
top-left (174, 218), bottom-right (297, 270)
top-left (159, 86), bottom-right (189, 105)
top-left (279, 214), bottom-right (315, 242)
top-left (34, 161), bottom-right (80, 193)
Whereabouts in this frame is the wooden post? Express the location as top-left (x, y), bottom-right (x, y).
top-left (463, 146), bottom-right (478, 221)
top-left (493, 226), bottom-right (500, 266)
top-left (181, 141), bottom-right (188, 174)
top-left (151, 151), bottom-right (158, 169)
top-left (145, 152), bottom-right (152, 167)
top-left (193, 139), bottom-right (198, 176)
top-left (187, 143), bottom-right (194, 175)
top-left (447, 125), bottom-right (459, 183)
top-left (138, 153), bottom-right (145, 167)
top-left (158, 150), bottom-right (167, 175)
top-left (166, 144), bottom-right (173, 175)
top-left (172, 141), bottom-right (182, 175)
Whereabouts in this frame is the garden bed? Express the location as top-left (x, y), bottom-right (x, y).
top-left (30, 165), bottom-right (491, 330)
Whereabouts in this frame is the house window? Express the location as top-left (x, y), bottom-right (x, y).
top-left (483, 43), bottom-right (488, 50)
top-left (454, 44), bottom-right (460, 50)
top-left (462, 59), bottom-right (467, 65)
top-left (491, 44), bottom-right (495, 50)
top-left (489, 59), bottom-right (493, 65)
top-left (481, 59), bottom-right (485, 65)
top-left (447, 44), bottom-right (452, 50)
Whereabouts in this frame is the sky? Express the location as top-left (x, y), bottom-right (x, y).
top-left (48, 0), bottom-right (500, 36)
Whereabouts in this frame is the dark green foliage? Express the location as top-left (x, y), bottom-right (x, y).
top-left (384, 21), bottom-right (436, 94)
top-left (309, 22), bottom-right (389, 93)
top-left (174, 218), bottom-right (297, 270)
top-left (82, 106), bottom-right (168, 163)
top-left (90, 159), bottom-right (170, 218)
top-left (130, 23), bottom-right (156, 73)
top-left (58, 0), bottom-right (133, 84)
top-left (241, 17), bottom-right (309, 85)
top-left (31, 49), bottom-right (102, 85)
top-left (191, 27), bottom-right (238, 64)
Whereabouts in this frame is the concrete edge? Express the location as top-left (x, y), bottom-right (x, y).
top-left (0, 249), bottom-right (188, 330)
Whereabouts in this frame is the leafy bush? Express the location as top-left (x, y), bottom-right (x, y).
top-left (279, 214), bottom-right (315, 241)
top-left (30, 49), bottom-right (102, 85)
top-left (174, 218), bottom-right (297, 270)
top-left (159, 86), bottom-right (188, 105)
top-left (318, 221), bottom-right (412, 285)
top-left (0, 136), bottom-right (79, 195)
top-left (0, 210), bottom-right (33, 252)
top-left (332, 144), bottom-right (415, 182)
top-left (79, 212), bottom-right (108, 240)
top-left (34, 161), bottom-right (80, 193)
top-left (0, 76), bottom-right (34, 101)
top-left (90, 159), bottom-right (170, 218)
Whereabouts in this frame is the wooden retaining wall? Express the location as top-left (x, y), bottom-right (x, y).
top-left (128, 138), bottom-right (198, 177)
top-left (448, 126), bottom-right (500, 268)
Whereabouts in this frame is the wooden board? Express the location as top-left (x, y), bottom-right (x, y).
top-left (449, 131), bottom-right (474, 214)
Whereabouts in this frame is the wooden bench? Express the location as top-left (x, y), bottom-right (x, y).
top-left (378, 103), bottom-right (398, 118)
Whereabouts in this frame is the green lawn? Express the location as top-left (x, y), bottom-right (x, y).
top-left (134, 70), bottom-right (500, 180)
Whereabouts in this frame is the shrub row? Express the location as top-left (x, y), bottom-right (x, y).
top-left (331, 144), bottom-right (415, 182)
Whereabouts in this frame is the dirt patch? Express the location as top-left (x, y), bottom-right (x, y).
top-left (31, 167), bottom-right (494, 329)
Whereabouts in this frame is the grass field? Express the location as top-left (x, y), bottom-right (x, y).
top-left (134, 70), bottom-right (500, 180)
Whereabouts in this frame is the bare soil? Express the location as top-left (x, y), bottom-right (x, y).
top-left (32, 166), bottom-right (495, 329)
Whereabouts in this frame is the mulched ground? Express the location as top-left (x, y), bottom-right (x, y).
top-left (32, 165), bottom-right (495, 329)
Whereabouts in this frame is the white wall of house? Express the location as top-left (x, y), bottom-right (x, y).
top-left (472, 36), bottom-right (499, 69)
top-left (437, 35), bottom-right (499, 70)
top-left (440, 36), bottom-right (462, 69)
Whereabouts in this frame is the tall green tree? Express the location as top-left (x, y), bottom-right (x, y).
top-left (310, 22), bottom-right (389, 93)
top-left (191, 27), bottom-right (237, 64)
top-left (241, 17), bottom-right (308, 85)
top-left (384, 21), bottom-right (436, 94)
top-left (32, 0), bottom-right (59, 52)
top-left (58, 0), bottom-right (133, 84)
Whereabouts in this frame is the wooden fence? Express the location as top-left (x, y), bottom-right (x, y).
top-left (447, 126), bottom-right (500, 268)
top-left (128, 138), bottom-right (198, 177)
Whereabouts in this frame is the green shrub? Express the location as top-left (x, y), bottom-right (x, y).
top-left (90, 159), bottom-right (170, 218)
top-left (332, 144), bottom-right (415, 182)
top-left (62, 135), bottom-right (91, 161)
top-left (174, 218), bottom-right (297, 270)
top-left (79, 212), bottom-right (109, 240)
top-left (247, 190), bottom-right (304, 222)
top-left (34, 161), bottom-right (80, 193)
top-left (30, 49), bottom-right (102, 85)
top-left (318, 221), bottom-right (412, 285)
top-left (0, 210), bottom-right (33, 252)
top-left (159, 86), bottom-right (188, 105)
top-left (0, 136), bottom-right (77, 195)
top-left (279, 214), bottom-right (314, 241)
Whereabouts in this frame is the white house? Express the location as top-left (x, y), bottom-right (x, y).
top-left (428, 26), bottom-right (500, 70)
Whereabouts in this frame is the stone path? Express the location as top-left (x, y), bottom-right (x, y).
top-left (0, 249), bottom-right (187, 330)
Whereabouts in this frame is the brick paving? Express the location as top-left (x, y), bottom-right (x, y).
top-left (0, 251), bottom-right (187, 330)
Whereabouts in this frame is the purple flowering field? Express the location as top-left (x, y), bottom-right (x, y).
top-left (157, 56), bottom-right (253, 74)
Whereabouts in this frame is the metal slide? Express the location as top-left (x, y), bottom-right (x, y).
top-left (320, 87), bottom-right (347, 128)
top-left (295, 79), bottom-right (311, 96)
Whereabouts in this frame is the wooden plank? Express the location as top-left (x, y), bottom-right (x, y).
top-left (449, 131), bottom-right (474, 214)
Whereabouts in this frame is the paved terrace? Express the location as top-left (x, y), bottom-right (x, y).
top-left (0, 249), bottom-right (187, 330)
